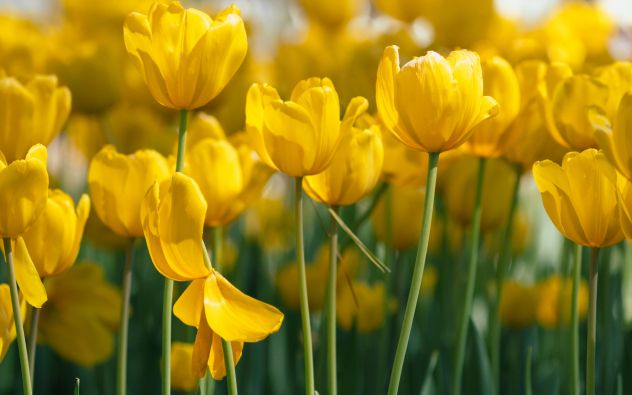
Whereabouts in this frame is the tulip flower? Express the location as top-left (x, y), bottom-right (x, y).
top-left (499, 281), bottom-right (537, 329)
top-left (0, 72), bottom-right (71, 163)
top-left (376, 46), bottom-right (498, 154)
top-left (535, 275), bottom-right (589, 328)
top-left (171, 343), bottom-right (197, 392)
top-left (246, 77), bottom-right (347, 177)
top-left (21, 190), bottom-right (90, 278)
top-left (303, 97), bottom-right (384, 206)
top-left (141, 173), bottom-right (283, 379)
top-left (123, 1), bottom-right (247, 110)
top-left (88, 145), bottom-right (170, 238)
top-left (185, 113), bottom-right (272, 227)
top-left (39, 263), bottom-right (121, 367)
top-left (337, 281), bottom-right (391, 333)
top-left (374, 0), bottom-right (430, 23)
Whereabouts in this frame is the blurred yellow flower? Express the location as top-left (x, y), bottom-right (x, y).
top-left (88, 145), bottom-right (170, 238)
top-left (499, 280), bottom-right (536, 329)
top-left (0, 16), bottom-right (47, 78)
top-left (594, 62), bottom-right (632, 121)
top-left (533, 149), bottom-right (624, 248)
top-left (594, 92), bottom-right (632, 182)
top-left (484, 211), bottom-right (530, 257)
top-left (39, 263), bottom-right (121, 367)
top-left (374, 0), bottom-right (430, 23)
top-left (380, 124), bottom-right (428, 188)
top-left (142, 173), bottom-right (283, 378)
top-left (185, 113), bottom-right (272, 227)
top-left (0, 284), bottom-right (24, 361)
top-left (465, 56), bottom-right (520, 158)
top-left (427, 0), bottom-right (496, 49)
top-left (299, 0), bottom-right (363, 28)
top-left (21, 190), bottom-right (90, 278)
top-left (124, 2), bottom-right (247, 110)
top-left (376, 46), bottom-right (498, 153)
top-left (0, 72), bottom-right (71, 163)
top-left (246, 77), bottom-right (350, 177)
top-left (535, 275), bottom-right (588, 328)
top-left (304, 99), bottom-right (384, 205)
top-left (171, 342), bottom-right (197, 392)
top-left (421, 265), bottom-right (438, 296)
top-left (337, 281), bottom-right (390, 332)
top-left (443, 155), bottom-right (518, 232)
top-left (244, 197), bottom-right (293, 252)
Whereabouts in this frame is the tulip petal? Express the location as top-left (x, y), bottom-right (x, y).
top-left (208, 332), bottom-right (243, 380)
top-left (192, 313), bottom-right (212, 379)
top-left (174, 279), bottom-right (205, 327)
top-left (203, 270), bottom-right (284, 342)
top-left (13, 237), bottom-right (47, 308)
top-left (376, 45), bottom-right (400, 134)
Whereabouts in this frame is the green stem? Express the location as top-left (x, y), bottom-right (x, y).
top-left (587, 248), bottom-right (600, 395)
top-left (490, 164), bottom-right (521, 394)
top-left (161, 109), bottom-right (189, 395)
top-left (452, 157), bottom-right (487, 395)
top-left (525, 346), bottom-right (533, 395)
top-left (325, 206), bottom-right (339, 395)
top-left (295, 177), bottom-right (315, 395)
top-left (387, 151), bottom-right (440, 395)
top-left (4, 238), bottom-right (32, 395)
top-left (570, 244), bottom-right (581, 395)
top-left (27, 306), bottom-right (39, 385)
top-left (210, 227), bottom-right (238, 395)
top-left (117, 241), bottom-right (135, 395)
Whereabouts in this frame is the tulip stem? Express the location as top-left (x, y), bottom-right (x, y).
top-left (4, 238), bottom-right (32, 395)
top-left (325, 206), bottom-right (339, 395)
top-left (587, 248), bottom-right (600, 395)
top-left (387, 151), bottom-right (440, 395)
top-left (27, 306), bottom-right (40, 385)
top-left (570, 243), bottom-right (582, 395)
top-left (210, 226), bottom-right (238, 395)
top-left (295, 177), bottom-right (315, 395)
top-left (117, 240), bottom-right (135, 395)
top-left (452, 157), bottom-right (487, 395)
top-left (160, 109), bottom-right (189, 395)
top-left (490, 164), bottom-right (521, 394)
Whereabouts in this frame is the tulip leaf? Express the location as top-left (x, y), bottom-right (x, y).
top-left (419, 351), bottom-right (439, 395)
top-left (328, 207), bottom-right (390, 273)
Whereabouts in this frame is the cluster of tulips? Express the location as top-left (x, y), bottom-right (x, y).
top-left (1, 0), bottom-right (632, 394)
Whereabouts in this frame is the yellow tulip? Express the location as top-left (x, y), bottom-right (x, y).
top-left (0, 284), bottom-right (24, 361)
top-left (171, 342), bottom-right (197, 392)
top-left (594, 62), bottom-right (632, 121)
top-left (374, 0), bottom-right (430, 23)
top-left (465, 56), bottom-right (520, 158)
top-left (244, 197), bottom-right (293, 252)
top-left (246, 77), bottom-right (349, 177)
top-left (533, 149), bottom-right (624, 248)
top-left (39, 263), bottom-right (121, 367)
top-left (123, 2), bottom-right (247, 110)
top-left (594, 92), bottom-right (632, 182)
top-left (299, 0), bottom-right (363, 28)
top-left (0, 16), bottom-right (47, 79)
top-left (21, 190), bottom-right (90, 278)
top-left (185, 113), bottom-right (271, 227)
top-left (142, 173), bottom-right (283, 376)
top-left (499, 280), bottom-right (536, 329)
top-left (535, 275), bottom-right (588, 328)
top-left (428, 0), bottom-right (496, 49)
top-left (376, 46), bottom-right (498, 153)
top-left (551, 75), bottom-right (608, 150)
top-left (88, 145), bottom-right (170, 238)
top-left (304, 98), bottom-right (384, 205)
top-left (442, 155), bottom-right (518, 232)
top-left (337, 281), bottom-right (390, 333)
top-left (0, 73), bottom-right (71, 163)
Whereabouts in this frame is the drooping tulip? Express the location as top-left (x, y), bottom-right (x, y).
top-left (376, 46), bottom-right (498, 153)
top-left (123, 1), bottom-right (247, 110)
top-left (246, 77), bottom-right (346, 177)
top-left (303, 97), bottom-right (384, 205)
top-left (88, 145), bottom-right (170, 238)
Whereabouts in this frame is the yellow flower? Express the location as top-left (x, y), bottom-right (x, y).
top-left (594, 62), bottom-right (632, 121)
top-left (185, 113), bottom-right (272, 227)
top-left (337, 281), bottom-right (390, 333)
top-left (171, 342), bottom-right (197, 392)
top-left (594, 92), bottom-right (632, 182)
top-left (0, 72), bottom-right (71, 163)
top-left (551, 75), bottom-right (608, 150)
top-left (21, 190), bottom-right (90, 278)
top-left (123, 2), bottom-right (247, 110)
top-left (0, 284), bottom-right (25, 361)
top-left (484, 211), bottom-right (530, 256)
top-left (535, 275), bottom-right (588, 328)
top-left (533, 149), bottom-right (624, 248)
top-left (442, 155), bottom-right (518, 232)
top-left (39, 263), bottom-right (121, 367)
top-left (376, 46), bottom-right (498, 153)
top-left (464, 56), bottom-right (520, 158)
top-left (427, 0), bottom-right (496, 49)
top-left (244, 197), bottom-right (293, 252)
top-left (304, 99), bottom-right (384, 205)
top-left (499, 280), bottom-right (536, 329)
top-left (246, 77), bottom-right (350, 177)
top-left (142, 173), bottom-right (283, 378)
top-left (88, 145), bottom-right (170, 238)
top-left (0, 16), bottom-right (47, 79)
top-left (299, 0), bottom-right (362, 28)
top-left (374, 0), bottom-right (430, 23)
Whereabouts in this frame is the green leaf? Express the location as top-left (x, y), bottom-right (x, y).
top-left (419, 351), bottom-right (439, 395)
